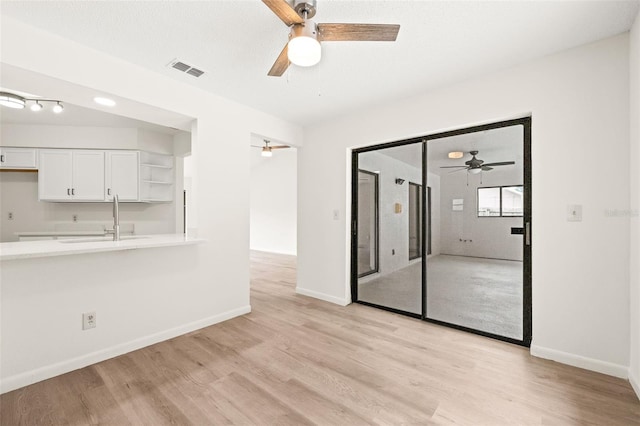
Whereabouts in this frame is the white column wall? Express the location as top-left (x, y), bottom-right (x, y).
top-left (629, 9), bottom-right (640, 398)
top-left (298, 34), bottom-right (631, 377)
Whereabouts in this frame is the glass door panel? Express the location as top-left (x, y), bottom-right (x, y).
top-left (356, 143), bottom-right (423, 315)
top-left (425, 125), bottom-right (524, 340)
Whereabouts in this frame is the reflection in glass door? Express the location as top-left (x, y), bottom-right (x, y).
top-left (408, 183), bottom-right (422, 260)
top-left (354, 143), bottom-right (423, 315)
top-left (357, 170), bottom-right (378, 277)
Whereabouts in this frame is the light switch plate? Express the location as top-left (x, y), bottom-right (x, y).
top-left (567, 205), bottom-right (582, 222)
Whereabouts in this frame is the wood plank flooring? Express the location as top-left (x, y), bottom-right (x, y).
top-left (1, 250), bottom-right (639, 425)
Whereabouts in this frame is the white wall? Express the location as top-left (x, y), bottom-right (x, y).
top-left (250, 147), bottom-right (297, 255)
top-left (0, 16), bottom-right (302, 391)
top-left (298, 34), bottom-right (631, 377)
top-left (438, 166), bottom-right (523, 261)
top-left (629, 10), bottom-right (640, 398)
top-left (0, 124), bottom-right (180, 242)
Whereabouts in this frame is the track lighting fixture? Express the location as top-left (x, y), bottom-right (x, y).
top-left (0, 91), bottom-right (64, 113)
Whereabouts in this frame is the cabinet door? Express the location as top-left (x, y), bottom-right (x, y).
top-left (38, 150), bottom-right (73, 200)
top-left (72, 151), bottom-right (105, 201)
top-left (106, 151), bottom-right (139, 201)
top-left (0, 148), bottom-right (37, 169)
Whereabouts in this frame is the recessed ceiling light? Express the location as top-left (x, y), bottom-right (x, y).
top-left (448, 151), bottom-right (464, 159)
top-left (94, 97), bottom-right (116, 107)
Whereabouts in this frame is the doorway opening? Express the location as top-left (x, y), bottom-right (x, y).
top-left (351, 117), bottom-right (532, 346)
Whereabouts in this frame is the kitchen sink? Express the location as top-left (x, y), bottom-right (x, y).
top-left (59, 236), bottom-right (149, 244)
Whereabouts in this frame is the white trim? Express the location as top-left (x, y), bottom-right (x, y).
top-left (296, 286), bottom-right (349, 306)
top-left (0, 305), bottom-right (251, 394)
top-left (630, 370), bottom-right (640, 400)
top-left (530, 344), bottom-right (628, 379)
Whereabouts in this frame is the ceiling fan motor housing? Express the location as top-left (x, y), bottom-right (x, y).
top-left (293, 0), bottom-right (317, 19)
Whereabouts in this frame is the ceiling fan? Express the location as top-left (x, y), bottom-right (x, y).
top-left (441, 151), bottom-right (515, 174)
top-left (262, 0), bottom-right (400, 76)
top-left (252, 140), bottom-right (291, 157)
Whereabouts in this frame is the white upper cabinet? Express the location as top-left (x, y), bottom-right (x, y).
top-left (0, 147), bottom-right (38, 169)
top-left (105, 151), bottom-right (139, 201)
top-left (39, 150), bottom-right (105, 201)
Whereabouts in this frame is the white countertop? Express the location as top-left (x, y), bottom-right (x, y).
top-left (0, 234), bottom-right (205, 261)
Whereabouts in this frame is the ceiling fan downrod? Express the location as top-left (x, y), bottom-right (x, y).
top-left (293, 0), bottom-right (317, 19)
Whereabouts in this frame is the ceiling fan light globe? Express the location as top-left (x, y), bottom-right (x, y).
top-left (288, 36), bottom-right (321, 66)
top-left (469, 168), bottom-right (482, 175)
top-left (288, 21), bottom-right (321, 67)
top-left (261, 148), bottom-right (273, 157)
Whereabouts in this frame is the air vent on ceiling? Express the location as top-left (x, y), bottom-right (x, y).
top-left (167, 59), bottom-right (205, 78)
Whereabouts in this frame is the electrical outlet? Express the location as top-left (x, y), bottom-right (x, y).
top-left (72, 214), bottom-right (78, 222)
top-left (8, 212), bottom-right (13, 220)
top-left (82, 312), bottom-right (96, 330)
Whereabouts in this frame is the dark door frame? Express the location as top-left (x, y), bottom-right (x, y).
top-left (350, 116), bottom-right (532, 347)
top-left (356, 169), bottom-right (380, 278)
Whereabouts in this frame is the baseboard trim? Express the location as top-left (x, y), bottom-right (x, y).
top-left (630, 371), bottom-right (640, 400)
top-left (0, 305), bottom-right (251, 394)
top-left (530, 344), bottom-right (628, 379)
top-left (296, 287), bottom-right (349, 306)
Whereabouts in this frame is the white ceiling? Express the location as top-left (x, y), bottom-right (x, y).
top-left (2, 1), bottom-right (638, 127)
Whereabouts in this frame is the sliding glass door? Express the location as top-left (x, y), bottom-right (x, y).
top-left (351, 118), bottom-right (532, 346)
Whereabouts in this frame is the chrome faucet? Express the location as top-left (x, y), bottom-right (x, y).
top-left (105, 194), bottom-right (120, 241)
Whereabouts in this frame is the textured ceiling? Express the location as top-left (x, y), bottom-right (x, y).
top-left (2, 1), bottom-right (639, 127)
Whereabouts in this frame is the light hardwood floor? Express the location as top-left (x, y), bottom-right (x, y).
top-left (1, 250), bottom-right (639, 425)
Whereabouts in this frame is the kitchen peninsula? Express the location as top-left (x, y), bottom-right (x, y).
top-left (0, 233), bottom-right (218, 394)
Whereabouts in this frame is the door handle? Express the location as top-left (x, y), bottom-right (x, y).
top-left (525, 222), bottom-right (531, 246)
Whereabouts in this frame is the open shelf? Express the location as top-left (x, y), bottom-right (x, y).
top-left (139, 152), bottom-right (174, 202)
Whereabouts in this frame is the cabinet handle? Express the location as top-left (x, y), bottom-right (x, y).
top-left (72, 188), bottom-right (75, 196)
top-left (67, 188), bottom-right (71, 196)
top-left (0, 154), bottom-right (4, 163)
top-left (107, 188), bottom-right (111, 196)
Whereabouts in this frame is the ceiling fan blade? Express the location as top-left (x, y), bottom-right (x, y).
top-left (481, 166), bottom-right (494, 171)
top-left (440, 165), bottom-right (467, 169)
top-left (448, 168), bottom-right (469, 174)
top-left (482, 161), bottom-right (515, 167)
top-left (262, 0), bottom-right (304, 26)
top-left (268, 43), bottom-right (290, 77)
top-left (270, 145), bottom-right (291, 150)
top-left (318, 23), bottom-right (400, 42)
